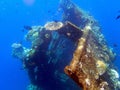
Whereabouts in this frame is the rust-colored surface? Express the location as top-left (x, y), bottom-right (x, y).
top-left (64, 24), bottom-right (115, 90)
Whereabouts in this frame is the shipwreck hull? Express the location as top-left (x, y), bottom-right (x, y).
top-left (64, 24), bottom-right (115, 90)
top-left (12, 0), bottom-right (120, 90)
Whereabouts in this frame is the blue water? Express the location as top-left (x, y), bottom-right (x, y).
top-left (0, 0), bottom-right (120, 90)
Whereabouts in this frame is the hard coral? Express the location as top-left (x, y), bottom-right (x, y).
top-left (96, 60), bottom-right (107, 75)
top-left (44, 21), bottom-right (63, 30)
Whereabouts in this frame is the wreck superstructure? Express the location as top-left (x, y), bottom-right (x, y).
top-left (12, 0), bottom-right (120, 90)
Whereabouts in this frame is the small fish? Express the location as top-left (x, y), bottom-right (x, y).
top-left (21, 29), bottom-right (25, 32)
top-left (113, 43), bottom-right (118, 47)
top-left (23, 25), bottom-right (32, 30)
top-left (118, 10), bottom-right (120, 13)
top-left (116, 15), bottom-right (120, 20)
top-left (48, 10), bottom-right (51, 13)
top-left (53, 19), bottom-right (59, 22)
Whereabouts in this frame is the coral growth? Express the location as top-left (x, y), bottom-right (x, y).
top-left (12, 0), bottom-right (120, 90)
top-left (96, 60), bottom-right (107, 75)
top-left (44, 21), bottom-right (63, 31)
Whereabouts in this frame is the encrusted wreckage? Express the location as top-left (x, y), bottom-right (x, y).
top-left (12, 0), bottom-right (120, 90)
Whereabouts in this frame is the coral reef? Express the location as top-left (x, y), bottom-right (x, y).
top-left (44, 21), bottom-right (63, 30)
top-left (12, 0), bottom-right (120, 90)
top-left (12, 21), bottom-right (81, 90)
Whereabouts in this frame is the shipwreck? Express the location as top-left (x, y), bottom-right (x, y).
top-left (12, 0), bottom-right (120, 90)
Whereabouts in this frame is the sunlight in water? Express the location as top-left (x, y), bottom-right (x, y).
top-left (23, 0), bottom-right (35, 6)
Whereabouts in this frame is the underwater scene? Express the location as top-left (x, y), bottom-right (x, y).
top-left (0, 0), bottom-right (120, 90)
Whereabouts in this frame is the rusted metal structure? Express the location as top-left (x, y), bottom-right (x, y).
top-left (12, 0), bottom-right (120, 90)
